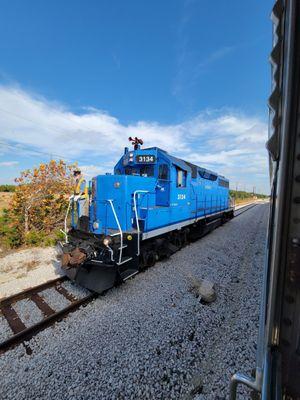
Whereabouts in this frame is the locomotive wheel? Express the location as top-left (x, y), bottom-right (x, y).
top-left (180, 230), bottom-right (188, 247)
top-left (173, 233), bottom-right (182, 250)
top-left (139, 250), bottom-right (147, 271)
top-left (139, 249), bottom-right (156, 269)
top-left (146, 251), bottom-right (156, 267)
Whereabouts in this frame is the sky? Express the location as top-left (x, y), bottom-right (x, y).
top-left (0, 0), bottom-right (273, 193)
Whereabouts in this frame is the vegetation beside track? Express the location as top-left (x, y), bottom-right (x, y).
top-left (0, 185), bottom-right (15, 192)
top-left (0, 193), bottom-right (13, 216)
top-left (229, 190), bottom-right (269, 205)
top-left (0, 160), bottom-right (76, 250)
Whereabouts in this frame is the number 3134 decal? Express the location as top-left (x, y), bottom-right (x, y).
top-left (177, 194), bottom-right (186, 200)
top-left (135, 155), bottom-right (156, 163)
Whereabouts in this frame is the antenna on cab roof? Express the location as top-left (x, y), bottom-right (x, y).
top-left (129, 137), bottom-right (143, 150)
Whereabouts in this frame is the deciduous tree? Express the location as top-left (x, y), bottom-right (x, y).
top-left (9, 160), bottom-right (77, 244)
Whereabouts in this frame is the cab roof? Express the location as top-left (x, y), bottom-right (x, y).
top-left (144, 147), bottom-right (228, 181)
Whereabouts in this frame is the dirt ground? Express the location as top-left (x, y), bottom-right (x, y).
top-left (0, 246), bottom-right (65, 299)
top-left (234, 197), bottom-right (255, 205)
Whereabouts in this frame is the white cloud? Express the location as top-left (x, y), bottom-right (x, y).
top-left (79, 164), bottom-right (111, 179)
top-left (0, 85), bottom-right (269, 192)
top-left (0, 160), bottom-right (19, 167)
top-left (196, 46), bottom-right (235, 71)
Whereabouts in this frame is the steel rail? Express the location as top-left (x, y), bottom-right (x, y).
top-left (234, 203), bottom-right (259, 217)
top-left (0, 277), bottom-right (98, 354)
top-left (0, 276), bottom-right (68, 303)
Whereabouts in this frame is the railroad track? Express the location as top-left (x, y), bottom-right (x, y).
top-left (0, 203), bottom-right (261, 355)
top-left (0, 276), bottom-right (97, 355)
top-left (234, 202), bottom-right (258, 217)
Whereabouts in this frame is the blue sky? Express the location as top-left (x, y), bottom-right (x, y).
top-left (0, 0), bottom-right (272, 193)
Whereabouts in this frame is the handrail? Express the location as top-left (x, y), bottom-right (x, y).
top-left (190, 184), bottom-right (198, 220)
top-left (60, 199), bottom-right (72, 243)
top-left (229, 367), bottom-right (262, 400)
top-left (107, 246), bottom-right (115, 262)
top-left (133, 190), bottom-right (149, 256)
top-left (107, 199), bottom-right (123, 264)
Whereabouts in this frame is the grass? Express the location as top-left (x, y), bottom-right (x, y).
top-left (234, 197), bottom-right (255, 206)
top-left (0, 192), bottom-right (13, 216)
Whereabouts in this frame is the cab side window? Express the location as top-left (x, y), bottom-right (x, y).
top-left (176, 168), bottom-right (187, 187)
top-left (158, 164), bottom-right (169, 180)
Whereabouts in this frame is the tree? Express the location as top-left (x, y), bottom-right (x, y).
top-left (9, 160), bottom-right (77, 245)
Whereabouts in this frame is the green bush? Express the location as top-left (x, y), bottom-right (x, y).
top-left (24, 230), bottom-right (46, 246)
top-left (229, 190), bottom-right (269, 201)
top-left (24, 228), bottom-right (64, 247)
top-left (0, 209), bottom-right (65, 249)
top-left (54, 229), bottom-right (65, 242)
top-left (42, 230), bottom-right (65, 246)
top-left (0, 209), bottom-right (23, 248)
top-left (0, 185), bottom-right (16, 192)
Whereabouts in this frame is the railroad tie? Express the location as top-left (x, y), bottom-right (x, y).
top-left (54, 284), bottom-right (77, 302)
top-left (29, 293), bottom-right (55, 317)
top-left (0, 304), bottom-right (27, 334)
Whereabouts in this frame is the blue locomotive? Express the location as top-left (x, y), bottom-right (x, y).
top-left (61, 138), bottom-right (233, 293)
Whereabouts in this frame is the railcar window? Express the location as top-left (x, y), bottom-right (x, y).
top-left (218, 179), bottom-right (229, 188)
top-left (158, 164), bottom-right (169, 180)
top-left (176, 167), bottom-right (187, 187)
top-left (140, 165), bottom-right (154, 177)
top-left (184, 161), bottom-right (197, 178)
top-left (124, 166), bottom-right (154, 177)
top-left (198, 169), bottom-right (218, 181)
top-left (125, 167), bottom-right (139, 175)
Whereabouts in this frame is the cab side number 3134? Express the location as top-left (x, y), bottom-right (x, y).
top-left (178, 194), bottom-right (186, 200)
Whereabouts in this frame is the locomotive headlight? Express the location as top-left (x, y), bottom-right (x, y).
top-left (103, 236), bottom-right (112, 247)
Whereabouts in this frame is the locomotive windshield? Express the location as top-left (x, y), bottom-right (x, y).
top-left (124, 165), bottom-right (154, 177)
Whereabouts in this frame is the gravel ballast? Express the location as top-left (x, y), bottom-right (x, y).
top-left (61, 280), bottom-right (91, 299)
top-left (0, 315), bottom-right (12, 343)
top-left (12, 299), bottom-right (44, 328)
top-left (40, 287), bottom-right (71, 311)
top-left (0, 204), bottom-right (268, 400)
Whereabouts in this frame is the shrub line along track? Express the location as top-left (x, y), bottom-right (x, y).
top-left (0, 203), bottom-right (257, 355)
top-left (0, 276), bottom-right (97, 354)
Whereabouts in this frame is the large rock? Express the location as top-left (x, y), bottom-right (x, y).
top-left (189, 277), bottom-right (216, 303)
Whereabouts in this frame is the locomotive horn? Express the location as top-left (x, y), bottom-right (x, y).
top-left (129, 137), bottom-right (143, 150)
